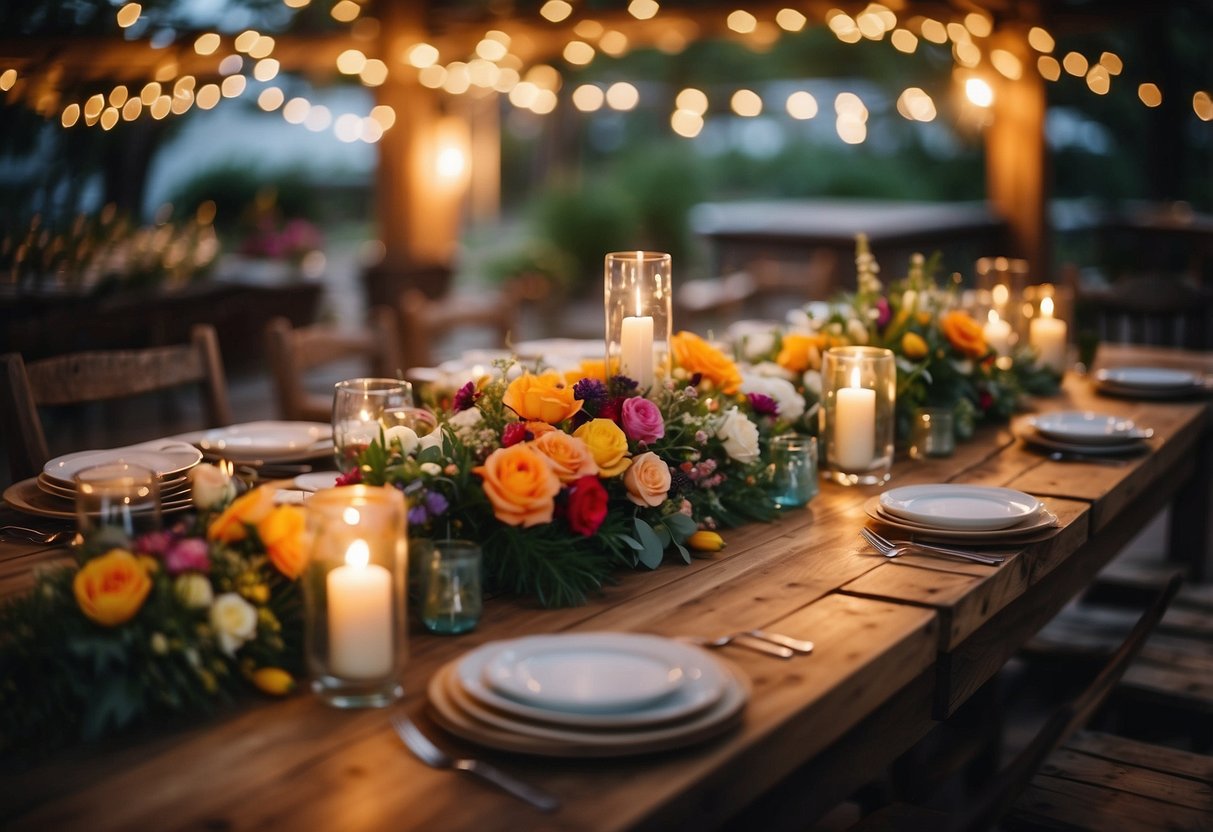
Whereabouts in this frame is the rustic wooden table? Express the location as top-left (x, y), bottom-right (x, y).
top-left (2, 345), bottom-right (1209, 832)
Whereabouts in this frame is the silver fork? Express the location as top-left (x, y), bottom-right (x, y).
top-left (390, 713), bottom-right (560, 812)
top-left (860, 527), bottom-right (1005, 566)
top-left (679, 633), bottom-right (795, 658)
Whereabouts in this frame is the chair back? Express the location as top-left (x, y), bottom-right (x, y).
top-left (398, 288), bottom-right (516, 369)
top-left (0, 324), bottom-right (232, 483)
top-left (264, 307), bottom-right (402, 422)
top-left (950, 573), bottom-right (1183, 832)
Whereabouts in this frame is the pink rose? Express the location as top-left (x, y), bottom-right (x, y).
top-left (623, 451), bottom-right (672, 507)
top-left (621, 396), bottom-right (665, 444)
top-left (164, 537), bottom-right (211, 574)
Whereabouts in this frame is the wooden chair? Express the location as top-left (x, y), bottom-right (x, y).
top-left (0, 324), bottom-right (232, 483)
top-left (264, 307), bottom-right (402, 423)
top-left (849, 574), bottom-right (1188, 832)
top-left (397, 288), bottom-right (517, 369)
top-left (1075, 275), bottom-right (1213, 350)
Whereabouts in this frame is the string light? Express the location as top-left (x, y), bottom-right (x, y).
top-left (990, 49), bottom-right (1023, 80)
top-left (786, 90), bottom-right (818, 119)
top-left (61, 103), bottom-right (81, 127)
top-left (116, 3), bottom-right (141, 29)
top-left (194, 33), bottom-right (220, 56)
top-left (254, 59), bottom-right (280, 82)
top-left (891, 29), bottom-right (918, 53)
top-left (221, 75), bottom-right (246, 98)
top-left (539, 1), bottom-right (572, 23)
top-left (1038, 55), bottom-right (1061, 81)
top-left (920, 19), bottom-right (947, 44)
top-left (599, 31), bottom-right (628, 56)
top-left (0, 69), bottom-right (15, 92)
top-left (572, 84), bottom-right (604, 111)
top-left (1194, 91), bottom-right (1213, 121)
top-left (965, 77), bottom-right (994, 107)
top-left (676, 87), bottom-right (708, 115)
top-left (670, 109), bottom-right (703, 137)
top-left (140, 82), bottom-right (160, 105)
top-left (1086, 66), bottom-right (1110, 95)
top-left (730, 89), bottom-right (762, 117)
top-left (776, 9), bottom-right (806, 32)
top-left (605, 81), bottom-right (639, 110)
top-left (234, 30), bottom-right (260, 53)
top-left (563, 41), bottom-right (595, 65)
top-left (109, 86), bottom-right (129, 107)
top-left (336, 49), bottom-right (367, 74)
top-left (1063, 51), bottom-right (1089, 76)
top-left (1138, 83), bottom-right (1162, 107)
top-left (628, 0), bottom-right (659, 21)
top-left (331, 1), bottom-right (360, 23)
top-left (1028, 27), bottom-right (1055, 53)
top-left (727, 11), bottom-right (757, 34)
top-left (257, 87), bottom-right (284, 110)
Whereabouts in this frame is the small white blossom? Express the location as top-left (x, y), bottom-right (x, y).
top-left (175, 573), bottom-right (214, 609)
top-left (802, 370), bottom-right (823, 397)
top-left (716, 407), bottom-right (761, 464)
top-left (190, 463), bottom-right (235, 510)
top-left (384, 425), bottom-right (420, 456)
top-left (209, 593), bottom-right (258, 657)
top-left (420, 462), bottom-right (442, 476)
top-left (846, 318), bottom-right (870, 345)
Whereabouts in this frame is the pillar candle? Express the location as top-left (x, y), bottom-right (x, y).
top-left (834, 371), bottom-right (876, 471)
top-left (620, 314), bottom-right (654, 389)
top-left (1029, 297), bottom-right (1067, 373)
top-left (327, 539), bottom-right (394, 679)
top-left (983, 311), bottom-right (1012, 356)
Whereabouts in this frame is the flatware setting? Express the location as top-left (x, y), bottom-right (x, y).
top-left (391, 712), bottom-right (561, 812)
top-left (859, 527), bottom-right (1005, 566)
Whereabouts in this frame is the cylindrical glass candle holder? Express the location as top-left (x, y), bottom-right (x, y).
top-left (303, 485), bottom-right (408, 708)
top-left (820, 346), bottom-right (896, 485)
top-left (74, 462), bottom-right (161, 549)
top-left (768, 434), bottom-right (818, 508)
top-left (604, 251), bottom-right (672, 391)
top-left (332, 378), bottom-right (413, 470)
top-left (1023, 284), bottom-right (1071, 375)
top-left (421, 539), bottom-right (483, 635)
top-left (909, 407), bottom-right (956, 459)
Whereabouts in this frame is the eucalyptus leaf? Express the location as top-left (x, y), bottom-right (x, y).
top-left (633, 519), bottom-right (665, 570)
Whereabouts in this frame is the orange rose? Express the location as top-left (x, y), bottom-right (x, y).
top-left (73, 549), bottom-right (153, 627)
top-left (502, 371), bottom-right (584, 424)
top-left (524, 420), bottom-right (557, 438)
top-left (670, 331), bottom-right (742, 394)
top-left (623, 451), bottom-right (671, 507)
top-left (208, 486), bottom-right (276, 544)
top-left (940, 311), bottom-right (987, 358)
top-left (530, 430), bottom-right (599, 483)
top-left (776, 332), bottom-right (829, 374)
top-left (563, 358), bottom-right (616, 385)
top-left (257, 504), bottom-right (309, 579)
top-left (473, 444), bottom-right (562, 527)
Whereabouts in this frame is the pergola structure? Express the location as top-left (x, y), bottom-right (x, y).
top-left (1, 0), bottom-right (1205, 284)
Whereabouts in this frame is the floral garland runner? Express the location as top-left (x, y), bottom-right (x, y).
top-left (0, 466), bottom-right (305, 756)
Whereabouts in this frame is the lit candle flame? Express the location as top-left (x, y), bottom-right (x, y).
top-left (345, 539), bottom-right (370, 568)
top-left (1041, 296), bottom-right (1054, 318)
top-left (850, 366), bottom-right (862, 388)
top-left (987, 309), bottom-right (999, 325)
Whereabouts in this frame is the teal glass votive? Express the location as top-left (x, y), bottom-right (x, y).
top-left (769, 434), bottom-right (819, 508)
top-left (421, 539), bottom-right (483, 635)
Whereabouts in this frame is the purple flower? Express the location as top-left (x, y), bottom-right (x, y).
top-left (452, 381), bottom-right (477, 412)
top-left (573, 378), bottom-right (608, 409)
top-left (164, 537), bottom-right (210, 575)
top-left (875, 297), bottom-right (892, 329)
top-left (747, 392), bottom-right (779, 417)
top-left (408, 505), bottom-right (429, 526)
top-left (424, 491), bottom-right (449, 516)
top-left (620, 396), bottom-right (665, 443)
top-left (136, 530), bottom-right (175, 556)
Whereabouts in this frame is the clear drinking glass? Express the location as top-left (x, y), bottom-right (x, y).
top-left (768, 434), bottom-right (818, 508)
top-left (332, 378), bottom-right (413, 470)
top-left (909, 407), bottom-right (956, 459)
top-left (74, 462), bottom-right (161, 547)
top-left (421, 539), bottom-right (483, 635)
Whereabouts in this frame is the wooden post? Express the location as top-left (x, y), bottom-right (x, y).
top-left (985, 26), bottom-right (1050, 279)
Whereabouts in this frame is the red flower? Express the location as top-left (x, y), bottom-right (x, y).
top-left (335, 467), bottom-right (362, 486)
top-left (979, 390), bottom-right (994, 412)
top-left (501, 422), bottom-right (530, 447)
top-left (564, 476), bottom-right (608, 536)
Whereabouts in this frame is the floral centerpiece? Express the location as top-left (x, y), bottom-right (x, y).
top-left (349, 330), bottom-right (816, 608)
top-left (736, 235), bottom-right (1058, 441)
top-left (0, 465), bottom-right (305, 756)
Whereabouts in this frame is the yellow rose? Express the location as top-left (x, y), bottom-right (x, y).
top-left (473, 444), bottom-right (562, 527)
top-left (776, 333), bottom-right (829, 374)
top-left (73, 549), bottom-right (152, 627)
top-left (901, 331), bottom-right (928, 360)
top-left (530, 430), bottom-right (599, 483)
top-left (208, 486), bottom-right (275, 544)
top-left (257, 504), bottom-right (309, 579)
top-left (573, 418), bottom-right (632, 477)
top-left (670, 331), bottom-right (742, 394)
top-left (502, 371), bottom-right (584, 424)
top-left (623, 451), bottom-right (671, 507)
top-left (940, 311), bottom-right (988, 358)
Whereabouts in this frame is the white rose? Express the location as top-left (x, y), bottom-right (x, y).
top-left (716, 407), bottom-right (761, 464)
top-left (846, 318), bottom-right (870, 345)
top-left (420, 462), bottom-right (442, 476)
top-left (384, 425), bottom-right (420, 456)
top-left (747, 361), bottom-right (795, 381)
top-left (448, 407), bottom-right (483, 438)
top-left (209, 592), bottom-right (258, 656)
top-left (175, 573), bottom-right (214, 609)
top-left (190, 463), bottom-right (235, 510)
top-left (418, 428), bottom-right (444, 452)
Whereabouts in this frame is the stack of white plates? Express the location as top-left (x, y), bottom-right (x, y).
top-left (427, 632), bottom-right (749, 758)
top-left (864, 484), bottom-right (1058, 544)
top-left (4, 440), bottom-right (203, 519)
top-left (1019, 410), bottom-right (1153, 456)
top-left (1094, 366), bottom-right (1209, 399)
top-left (171, 421), bottom-right (332, 463)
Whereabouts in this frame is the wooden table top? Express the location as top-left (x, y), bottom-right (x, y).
top-left (2, 344), bottom-right (1211, 831)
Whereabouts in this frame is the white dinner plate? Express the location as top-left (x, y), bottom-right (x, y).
top-left (455, 634), bottom-right (727, 728)
top-left (1028, 411), bottom-right (1148, 445)
top-left (4, 477), bottom-right (193, 520)
top-left (37, 472), bottom-right (190, 500)
top-left (879, 484), bottom-right (1041, 531)
top-left (292, 471), bottom-right (343, 492)
top-left (428, 658), bottom-right (748, 758)
top-left (1017, 427), bottom-right (1148, 456)
top-left (43, 440), bottom-right (202, 483)
top-left (1095, 367), bottom-right (1200, 390)
top-left (864, 497), bottom-right (1059, 543)
top-left (483, 633), bottom-right (687, 714)
top-left (172, 421), bottom-right (332, 462)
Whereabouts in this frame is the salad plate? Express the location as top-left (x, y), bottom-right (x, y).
top-left (879, 484), bottom-right (1041, 531)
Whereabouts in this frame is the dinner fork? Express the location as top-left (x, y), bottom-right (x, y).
top-left (859, 527), bottom-right (1004, 566)
top-left (389, 713), bottom-right (560, 812)
top-left (679, 633), bottom-right (795, 658)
